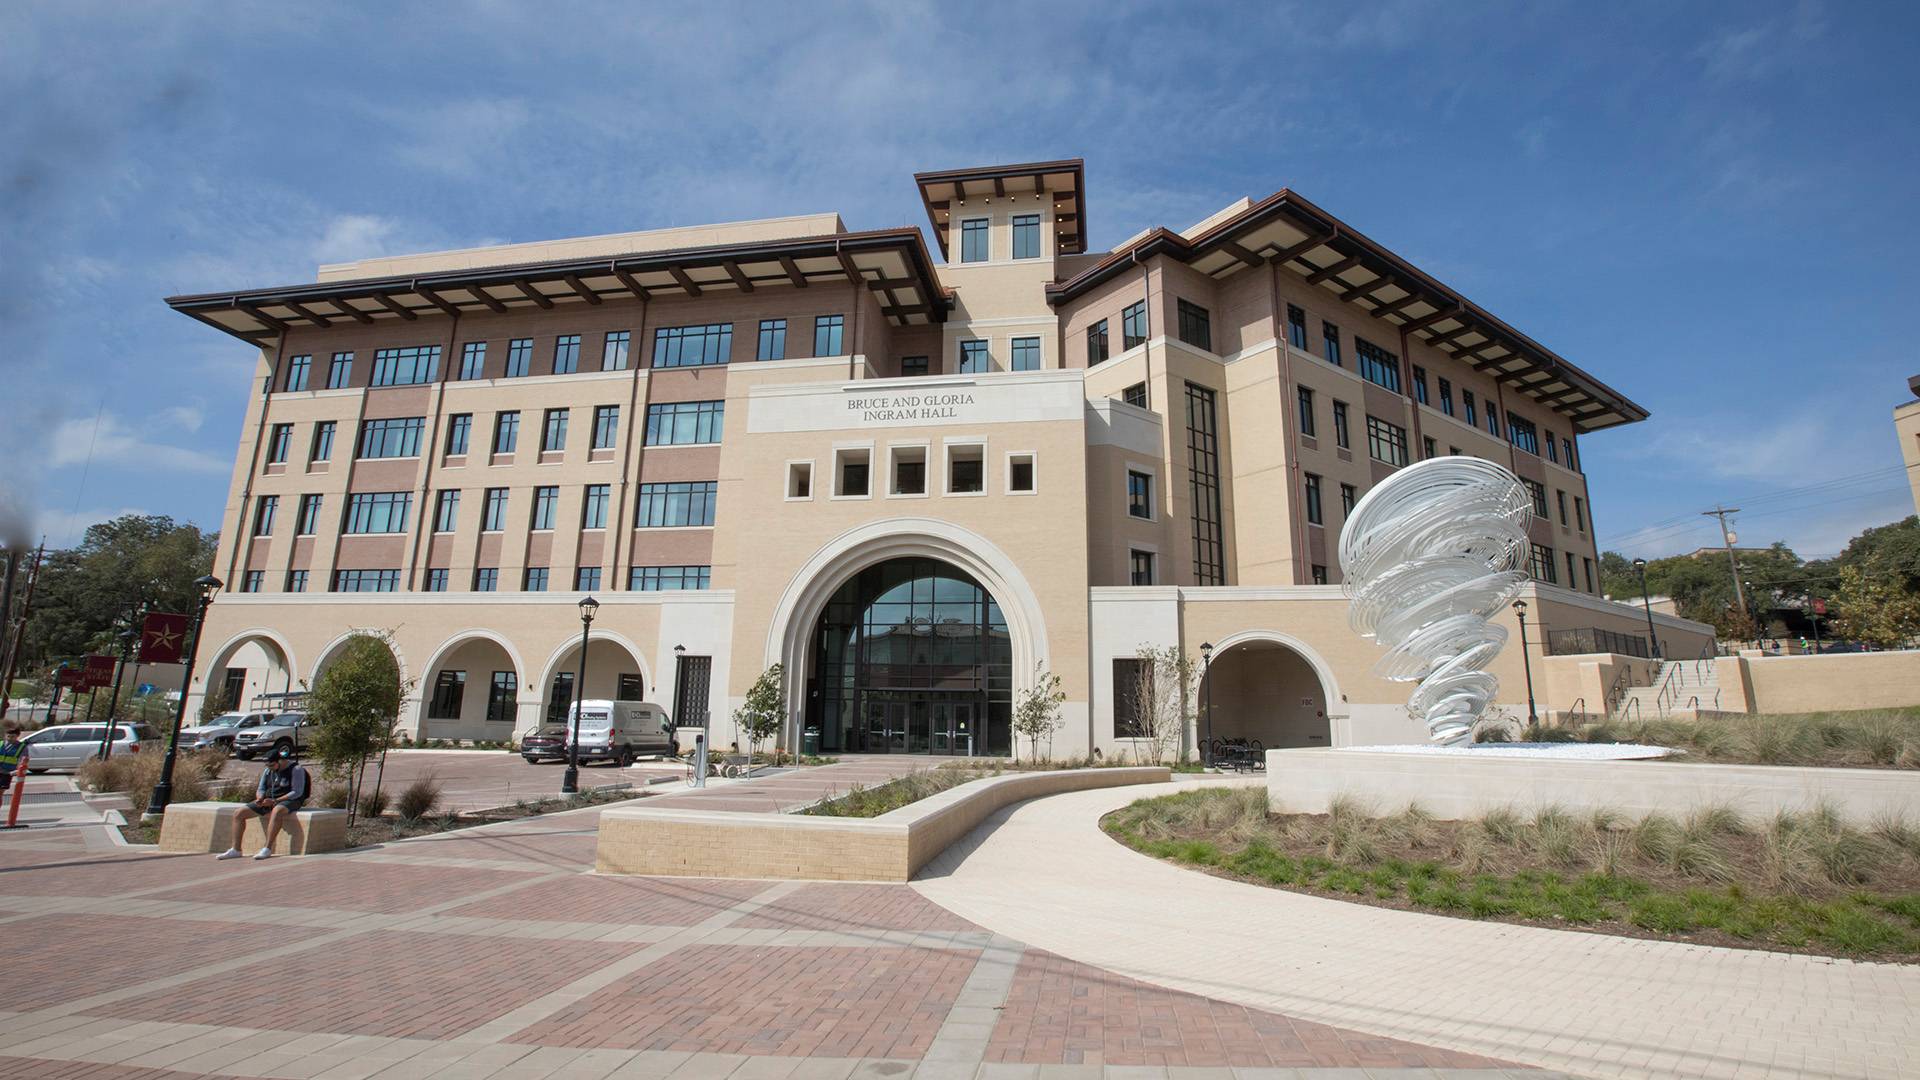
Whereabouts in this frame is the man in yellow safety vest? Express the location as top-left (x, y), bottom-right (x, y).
top-left (0, 725), bottom-right (23, 793)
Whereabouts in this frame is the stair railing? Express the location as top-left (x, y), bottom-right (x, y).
top-left (1652, 662), bottom-right (1682, 717)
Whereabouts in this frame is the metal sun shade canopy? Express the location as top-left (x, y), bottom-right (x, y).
top-left (914, 158), bottom-right (1088, 260)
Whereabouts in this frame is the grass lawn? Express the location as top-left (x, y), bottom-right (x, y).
top-left (1104, 786), bottom-right (1920, 961)
top-left (1548, 707), bottom-right (1920, 768)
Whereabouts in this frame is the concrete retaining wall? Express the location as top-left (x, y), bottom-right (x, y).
top-left (1714, 649), bottom-right (1920, 714)
top-left (158, 802), bottom-right (349, 855)
top-left (596, 766), bottom-right (1170, 881)
top-left (1266, 748), bottom-right (1920, 824)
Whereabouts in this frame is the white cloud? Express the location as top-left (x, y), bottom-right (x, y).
top-left (47, 412), bottom-right (230, 476)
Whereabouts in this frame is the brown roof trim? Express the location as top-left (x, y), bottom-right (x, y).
top-left (914, 159), bottom-right (1087, 259)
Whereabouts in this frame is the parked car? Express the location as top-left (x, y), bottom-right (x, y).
top-left (20, 724), bottom-right (160, 772)
top-left (521, 701), bottom-right (673, 767)
top-left (519, 724), bottom-right (568, 764)
top-left (178, 711), bottom-right (274, 754)
top-left (232, 711), bottom-right (313, 760)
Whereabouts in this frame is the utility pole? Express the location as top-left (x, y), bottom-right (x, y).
top-left (1701, 507), bottom-right (1750, 623)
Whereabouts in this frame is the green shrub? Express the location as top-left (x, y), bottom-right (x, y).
top-left (318, 784), bottom-right (351, 809)
top-left (359, 788), bottom-right (392, 819)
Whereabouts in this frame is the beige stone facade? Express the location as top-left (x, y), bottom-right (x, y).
top-left (1897, 396), bottom-right (1920, 515)
top-left (169, 158), bottom-right (1702, 757)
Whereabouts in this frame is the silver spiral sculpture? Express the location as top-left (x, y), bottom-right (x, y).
top-left (1339, 457), bottom-right (1534, 744)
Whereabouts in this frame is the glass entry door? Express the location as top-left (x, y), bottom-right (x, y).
top-left (864, 694), bottom-right (908, 753)
top-left (929, 698), bottom-right (976, 756)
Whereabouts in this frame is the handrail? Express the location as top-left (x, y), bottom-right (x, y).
top-left (1567, 697), bottom-right (1587, 725)
top-left (1652, 662), bottom-right (1681, 717)
top-left (1621, 697), bottom-right (1640, 722)
top-left (1605, 665), bottom-right (1634, 716)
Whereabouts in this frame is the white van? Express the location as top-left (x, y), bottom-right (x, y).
top-left (542, 700), bottom-right (674, 767)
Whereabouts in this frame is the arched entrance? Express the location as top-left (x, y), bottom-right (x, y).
top-left (418, 632), bottom-right (527, 740)
top-left (535, 634), bottom-right (650, 729)
top-left (807, 557), bottom-right (1012, 756)
top-left (1202, 636), bottom-right (1332, 750)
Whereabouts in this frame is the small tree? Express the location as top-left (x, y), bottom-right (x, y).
top-left (1012, 663), bottom-right (1066, 761)
top-left (732, 663), bottom-right (786, 767)
top-left (1123, 645), bottom-right (1198, 764)
top-left (307, 633), bottom-right (403, 823)
top-left (1830, 565), bottom-right (1920, 649)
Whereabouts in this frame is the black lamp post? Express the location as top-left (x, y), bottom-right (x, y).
top-left (1633, 557), bottom-right (1660, 659)
top-left (144, 575), bottom-right (221, 822)
top-left (1198, 641), bottom-right (1214, 767)
top-left (97, 625), bottom-right (136, 763)
top-left (560, 596), bottom-right (599, 795)
top-left (1513, 600), bottom-right (1539, 729)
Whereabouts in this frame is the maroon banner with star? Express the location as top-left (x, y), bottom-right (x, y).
top-left (55, 667), bottom-right (82, 689)
top-left (82, 654), bottom-right (117, 690)
top-left (138, 612), bottom-right (190, 665)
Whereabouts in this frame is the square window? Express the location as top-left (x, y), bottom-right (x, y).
top-left (1007, 453), bottom-right (1035, 493)
top-left (946, 443), bottom-right (984, 494)
top-left (959, 340), bottom-right (989, 373)
top-left (1122, 382), bottom-right (1147, 409)
top-left (524, 567), bottom-right (550, 592)
top-left (890, 445), bottom-right (927, 496)
top-left (835, 448), bottom-right (871, 498)
top-left (286, 569), bottom-right (308, 593)
top-left (473, 568), bottom-right (499, 592)
top-left (576, 566), bottom-right (602, 591)
top-left (426, 568), bottom-right (449, 593)
top-left (1010, 336), bottom-right (1041, 371)
top-left (786, 461), bottom-right (812, 499)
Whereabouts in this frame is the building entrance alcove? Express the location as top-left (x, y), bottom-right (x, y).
top-left (1203, 638), bottom-right (1331, 750)
top-left (418, 634), bottom-right (525, 741)
top-left (536, 637), bottom-right (649, 728)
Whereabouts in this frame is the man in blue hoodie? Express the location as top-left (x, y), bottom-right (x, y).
top-left (216, 747), bottom-right (309, 861)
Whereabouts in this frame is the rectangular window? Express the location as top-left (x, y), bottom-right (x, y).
top-left (1423, 436), bottom-right (1437, 459)
top-left (576, 566), bottom-right (602, 591)
top-left (238, 568), bottom-right (259, 592)
top-left (1556, 489), bottom-right (1569, 525)
top-left (1297, 387), bottom-right (1316, 437)
top-left (429, 671), bottom-right (465, 719)
top-left (1087, 319), bottom-right (1110, 365)
top-left (1546, 430), bottom-right (1559, 463)
top-left (1127, 470), bottom-right (1153, 519)
top-left (342, 491), bottom-right (411, 534)
top-left (1311, 564), bottom-right (1329, 585)
top-left (541, 408), bottom-right (568, 453)
top-left (460, 342), bottom-right (487, 380)
top-left (439, 414), bottom-right (468, 457)
top-left (901, 355), bottom-right (928, 377)
top-left (814, 314), bottom-right (844, 357)
top-left (1439, 377), bottom-right (1454, 417)
top-left (1584, 557), bottom-right (1595, 593)
top-left (552, 334), bottom-right (580, 375)
top-left (1366, 416), bottom-right (1409, 467)
top-left (1323, 323), bottom-right (1342, 367)
top-left (787, 462), bottom-right (812, 499)
top-left (1287, 305), bottom-right (1308, 349)
top-left (635, 481), bottom-right (718, 527)
top-left (505, 338), bottom-right (532, 378)
top-left (493, 411), bottom-right (520, 454)
top-left (1356, 339), bottom-right (1400, 392)
top-left (947, 444), bottom-right (984, 494)
top-left (1487, 409), bottom-right (1501, 438)
top-left (286, 569), bottom-right (308, 594)
top-left (357, 417), bottom-right (424, 459)
top-left (1529, 543), bottom-right (1558, 584)
top-left (266, 423), bottom-right (292, 464)
top-left (524, 567), bottom-right (549, 592)
top-left (530, 486), bottom-right (559, 530)
top-left (487, 672), bottom-right (517, 722)
top-left (1010, 336), bottom-right (1041, 371)
top-left (1122, 300), bottom-right (1148, 349)
top-left (1008, 453), bottom-right (1035, 493)
top-left (474, 567), bottom-right (499, 592)
top-left (891, 446), bottom-right (926, 496)
top-left (1122, 382), bottom-right (1148, 409)
top-left (1129, 550), bottom-right (1155, 586)
top-left (1011, 214), bottom-right (1041, 259)
top-left (1332, 401), bottom-right (1350, 449)
top-left (582, 484), bottom-right (610, 529)
top-left (481, 488), bottom-right (508, 531)
top-left (310, 421), bottom-right (335, 462)
top-left (285, 354), bottom-right (311, 392)
top-left (960, 218), bottom-right (989, 263)
top-left (1564, 438), bottom-right (1577, 470)
top-left (1508, 413), bottom-right (1539, 455)
top-left (644, 400), bottom-right (724, 445)
top-left (1567, 551), bottom-right (1578, 589)
top-left (327, 352), bottom-right (353, 389)
top-left (426, 568), bottom-right (449, 593)
top-left (252, 495), bottom-right (277, 537)
top-left (837, 449), bottom-right (870, 498)
top-left (959, 339), bottom-right (989, 373)
top-left (1186, 383), bottom-right (1226, 585)
top-left (629, 565), bottom-right (712, 591)
top-left (1304, 473), bottom-right (1323, 525)
top-left (1574, 496), bottom-right (1586, 532)
top-left (433, 489), bottom-right (459, 533)
top-left (296, 494), bottom-right (323, 536)
top-left (591, 405), bottom-right (619, 450)
top-left (1176, 299), bottom-right (1211, 351)
top-left (370, 345), bottom-right (440, 387)
top-left (674, 654), bottom-right (713, 729)
top-left (1113, 658), bottom-right (1152, 738)
top-left (1523, 479), bottom-right (1548, 517)
top-left (757, 319), bottom-right (787, 361)
top-left (333, 569), bottom-right (400, 593)
top-left (1463, 390), bottom-right (1477, 426)
top-left (602, 330), bottom-right (630, 371)
top-left (653, 324), bottom-right (734, 367)
top-left (1340, 483), bottom-right (1357, 517)
top-left (1412, 365), bottom-right (1429, 405)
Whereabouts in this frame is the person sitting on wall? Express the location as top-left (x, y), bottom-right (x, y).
top-left (216, 748), bottom-right (310, 861)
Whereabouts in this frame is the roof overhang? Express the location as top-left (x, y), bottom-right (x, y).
top-left (1047, 190), bottom-right (1648, 433)
top-left (167, 228), bottom-right (950, 346)
top-left (914, 159), bottom-right (1086, 260)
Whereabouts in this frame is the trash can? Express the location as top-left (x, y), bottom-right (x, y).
top-left (802, 727), bottom-right (821, 756)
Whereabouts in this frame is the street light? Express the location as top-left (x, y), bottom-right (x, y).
top-left (1512, 600), bottom-right (1539, 731)
top-left (144, 575), bottom-right (221, 822)
top-left (560, 595), bottom-right (599, 795)
top-left (97, 624), bottom-right (137, 763)
top-left (1633, 557), bottom-right (1661, 659)
top-left (1198, 641), bottom-right (1214, 768)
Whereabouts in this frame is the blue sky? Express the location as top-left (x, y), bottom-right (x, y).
top-left (3, 1), bottom-right (1916, 561)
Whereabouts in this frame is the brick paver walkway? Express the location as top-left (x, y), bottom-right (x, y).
top-left (0, 786), bottom-right (1544, 1080)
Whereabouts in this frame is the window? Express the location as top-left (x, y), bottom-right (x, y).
top-left (1556, 489), bottom-right (1568, 525)
top-left (552, 334), bottom-right (580, 375)
top-left (1297, 387), bottom-right (1316, 437)
top-left (1129, 550), bottom-right (1155, 586)
top-left (310, 421), bottom-right (335, 462)
top-left (541, 408), bottom-right (568, 453)
top-left (546, 676), bottom-right (573, 724)
top-left (1423, 436), bottom-right (1437, 459)
top-left (327, 352), bottom-right (353, 389)
top-left (297, 494), bottom-right (323, 535)
top-left (1332, 401), bottom-right (1350, 449)
top-left (757, 319), bottom-right (786, 361)
top-left (474, 567), bottom-right (499, 592)
top-left (333, 569), bottom-right (400, 593)
top-left (1113, 658), bottom-right (1153, 738)
top-left (427, 490), bottom-right (457, 533)
top-left (285, 354), bottom-right (311, 392)
top-left (429, 671), bottom-right (465, 720)
top-left (1508, 413), bottom-right (1539, 455)
top-left (487, 672), bottom-right (517, 723)
top-left (1529, 543), bottom-right (1558, 584)
top-left (1008, 453), bottom-right (1035, 493)
top-left (1304, 473), bottom-right (1323, 525)
top-left (286, 569), bottom-right (308, 593)
top-left (237, 570), bottom-right (263, 594)
top-left (787, 461), bottom-right (812, 499)
top-left (576, 566), bottom-right (602, 591)
top-left (891, 446), bottom-right (926, 496)
top-left (1366, 416), bottom-right (1409, 467)
top-left (1567, 552), bottom-right (1579, 589)
top-left (653, 323), bottom-right (734, 368)
top-left (993, 336), bottom-right (1037, 374)
top-left (1087, 319), bottom-right (1110, 365)
top-left (1574, 496), bottom-right (1586, 532)
top-left (630, 565), bottom-right (711, 591)
top-left (358, 417), bottom-right (424, 459)
top-left (960, 218), bottom-right (989, 263)
top-left (947, 444), bottom-right (984, 494)
top-left (1176, 299), bottom-right (1211, 351)
top-left (1450, 446), bottom-right (1463, 456)
top-left (1438, 377), bottom-right (1454, 416)
top-left (1356, 339), bottom-right (1400, 392)
top-left (814, 314), bottom-right (844, 356)
top-left (1524, 479), bottom-right (1548, 517)
top-left (1486, 409), bottom-right (1501, 438)
top-left (530, 486), bottom-right (559, 530)
top-left (1323, 323), bottom-right (1342, 366)
top-left (523, 567), bottom-right (549, 592)
top-left (1564, 438), bottom-right (1577, 470)
top-left (266, 423), bottom-right (292, 464)
top-left (959, 339), bottom-right (989, 373)
top-left (592, 405), bottom-right (619, 450)
top-left (582, 484), bottom-right (610, 529)
top-left (644, 400), bottom-right (724, 445)
top-left (1011, 214), bottom-right (1041, 259)
top-left (482, 488), bottom-right (508, 531)
top-left (1462, 390), bottom-right (1477, 426)
top-left (1584, 557), bottom-right (1596, 593)
top-left (252, 496), bottom-right (277, 537)
top-left (602, 331), bottom-right (630, 371)
top-left (1412, 365), bottom-right (1428, 405)
top-left (674, 654), bottom-right (713, 728)
top-left (635, 481), bottom-right (718, 527)
top-left (505, 338), bottom-right (532, 378)
top-left (426, 568), bottom-right (449, 592)
top-left (1127, 470), bottom-right (1153, 519)
top-left (900, 355), bottom-right (928, 377)
top-left (445, 414), bottom-right (470, 456)
top-left (460, 342), bottom-right (487, 380)
top-left (836, 449), bottom-right (870, 498)
top-left (1311, 564), bottom-right (1328, 584)
top-left (370, 345), bottom-right (440, 387)
top-left (342, 492), bottom-right (411, 534)
top-left (1122, 382), bottom-right (1148, 409)
top-left (1286, 305), bottom-right (1308, 349)
top-left (1340, 483), bottom-right (1357, 517)
top-left (1186, 383), bottom-right (1225, 585)
top-left (492, 411), bottom-right (520, 454)
top-left (1122, 300), bottom-right (1148, 349)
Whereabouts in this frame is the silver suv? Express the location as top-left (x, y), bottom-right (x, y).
top-left (180, 711), bottom-right (274, 754)
top-left (231, 711), bottom-right (313, 760)
top-left (21, 724), bottom-right (160, 772)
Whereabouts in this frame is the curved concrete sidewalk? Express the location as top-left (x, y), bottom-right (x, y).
top-left (911, 777), bottom-right (1920, 1080)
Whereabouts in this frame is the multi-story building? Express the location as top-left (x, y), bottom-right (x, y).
top-left (1896, 377), bottom-right (1920, 515)
top-left (169, 158), bottom-right (1710, 756)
